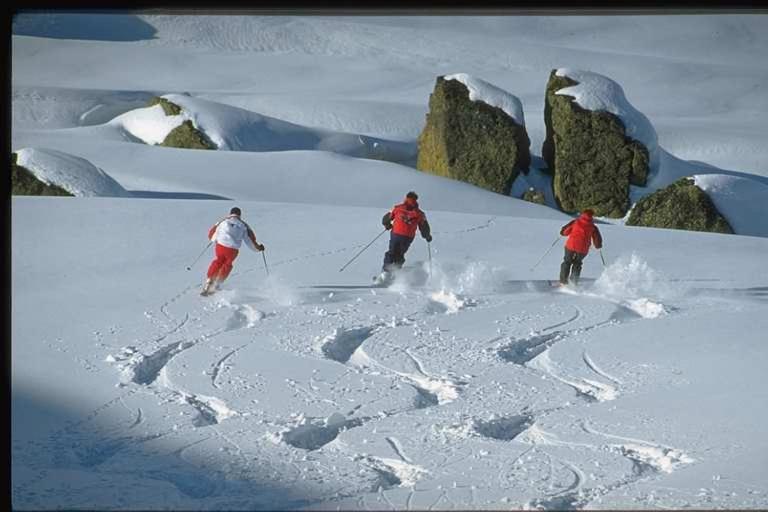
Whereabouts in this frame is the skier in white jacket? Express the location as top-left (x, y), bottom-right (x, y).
top-left (202, 207), bottom-right (265, 295)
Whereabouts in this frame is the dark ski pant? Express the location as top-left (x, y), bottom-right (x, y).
top-left (383, 234), bottom-right (414, 271)
top-left (560, 248), bottom-right (586, 285)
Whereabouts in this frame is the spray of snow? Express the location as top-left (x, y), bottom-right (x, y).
top-left (443, 73), bottom-right (525, 125)
top-left (428, 289), bottom-right (466, 314)
top-left (261, 275), bottom-right (300, 307)
top-left (592, 253), bottom-right (673, 318)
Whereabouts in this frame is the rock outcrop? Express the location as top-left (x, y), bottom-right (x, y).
top-left (12, 152), bottom-right (73, 196)
top-left (521, 187), bottom-right (546, 205)
top-left (417, 74), bottom-right (531, 195)
top-left (147, 96), bottom-right (215, 150)
top-left (626, 177), bottom-right (733, 234)
top-left (542, 69), bottom-right (655, 218)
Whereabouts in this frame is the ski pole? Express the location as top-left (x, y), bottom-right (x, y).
top-left (186, 241), bottom-right (213, 271)
top-left (427, 241), bottom-right (433, 280)
top-left (339, 229), bottom-right (388, 272)
top-left (599, 248), bottom-right (606, 267)
top-left (262, 250), bottom-right (270, 276)
top-left (530, 236), bottom-right (560, 272)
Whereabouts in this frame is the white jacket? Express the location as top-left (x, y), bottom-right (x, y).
top-left (210, 215), bottom-right (257, 250)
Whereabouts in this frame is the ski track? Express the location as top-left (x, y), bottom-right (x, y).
top-left (211, 343), bottom-right (248, 389)
top-left (84, 230), bottom-right (701, 509)
top-left (582, 350), bottom-right (623, 385)
top-left (520, 420), bottom-right (695, 509)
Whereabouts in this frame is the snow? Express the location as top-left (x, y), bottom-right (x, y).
top-left (443, 73), bottom-right (525, 125)
top-left (112, 103), bottom-right (186, 145)
top-left (11, 13), bottom-right (768, 511)
top-left (555, 68), bottom-right (660, 173)
top-left (112, 93), bottom-right (417, 164)
top-left (15, 147), bottom-right (130, 197)
top-left (694, 174), bottom-right (768, 238)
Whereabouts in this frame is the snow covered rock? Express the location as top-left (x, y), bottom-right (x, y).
top-left (12, 148), bottom-right (130, 197)
top-left (417, 74), bottom-right (531, 195)
top-left (112, 94), bottom-right (415, 164)
top-left (543, 69), bottom-right (657, 218)
top-left (693, 174), bottom-right (768, 238)
top-left (116, 96), bottom-right (215, 150)
top-left (626, 177), bottom-right (732, 234)
top-left (12, 152), bottom-right (72, 196)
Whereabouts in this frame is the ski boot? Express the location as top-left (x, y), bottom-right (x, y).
top-left (200, 278), bottom-right (215, 296)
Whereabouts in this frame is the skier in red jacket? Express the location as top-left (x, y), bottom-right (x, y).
top-left (377, 191), bottom-right (432, 283)
top-left (559, 209), bottom-right (602, 285)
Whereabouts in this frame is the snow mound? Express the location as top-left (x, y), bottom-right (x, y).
top-left (693, 174), bottom-right (768, 238)
top-left (555, 68), bottom-right (659, 172)
top-left (444, 73), bottom-right (525, 125)
top-left (111, 94), bottom-right (415, 163)
top-left (14, 148), bottom-right (130, 197)
top-left (613, 443), bottom-right (695, 474)
top-left (112, 103), bottom-right (186, 145)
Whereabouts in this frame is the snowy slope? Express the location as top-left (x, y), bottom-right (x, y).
top-left (12, 197), bottom-right (768, 509)
top-left (10, 13), bottom-right (768, 510)
top-left (15, 147), bottom-right (130, 197)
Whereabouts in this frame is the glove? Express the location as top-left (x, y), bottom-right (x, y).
top-left (424, 234), bottom-right (433, 243)
top-left (384, 222), bottom-right (393, 230)
top-left (257, 243), bottom-right (265, 252)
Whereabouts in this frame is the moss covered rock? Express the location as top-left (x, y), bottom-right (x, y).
top-left (417, 76), bottom-right (531, 195)
top-left (542, 70), bottom-right (650, 218)
top-left (161, 120), bottom-right (215, 150)
top-left (11, 152), bottom-right (73, 196)
top-left (627, 177), bottom-right (733, 234)
top-left (147, 96), bottom-right (183, 116)
top-left (522, 187), bottom-right (546, 205)
top-left (145, 97), bottom-right (215, 150)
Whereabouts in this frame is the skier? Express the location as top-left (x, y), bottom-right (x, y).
top-left (558, 209), bottom-right (602, 286)
top-left (376, 191), bottom-right (432, 284)
top-left (201, 207), bottom-right (265, 296)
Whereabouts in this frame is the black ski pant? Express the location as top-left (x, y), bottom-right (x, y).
top-left (560, 248), bottom-right (586, 284)
top-left (383, 234), bottom-right (414, 271)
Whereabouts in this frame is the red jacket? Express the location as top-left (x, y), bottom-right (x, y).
top-left (561, 212), bottom-right (602, 255)
top-left (385, 202), bottom-right (430, 239)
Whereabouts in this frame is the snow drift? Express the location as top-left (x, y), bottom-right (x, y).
top-left (14, 147), bottom-right (130, 197)
top-left (694, 174), bottom-right (768, 238)
top-left (112, 94), bottom-right (416, 164)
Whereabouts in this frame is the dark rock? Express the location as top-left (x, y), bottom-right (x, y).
top-left (627, 177), bottom-right (733, 234)
top-left (417, 76), bottom-right (531, 195)
top-left (542, 70), bottom-right (650, 218)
